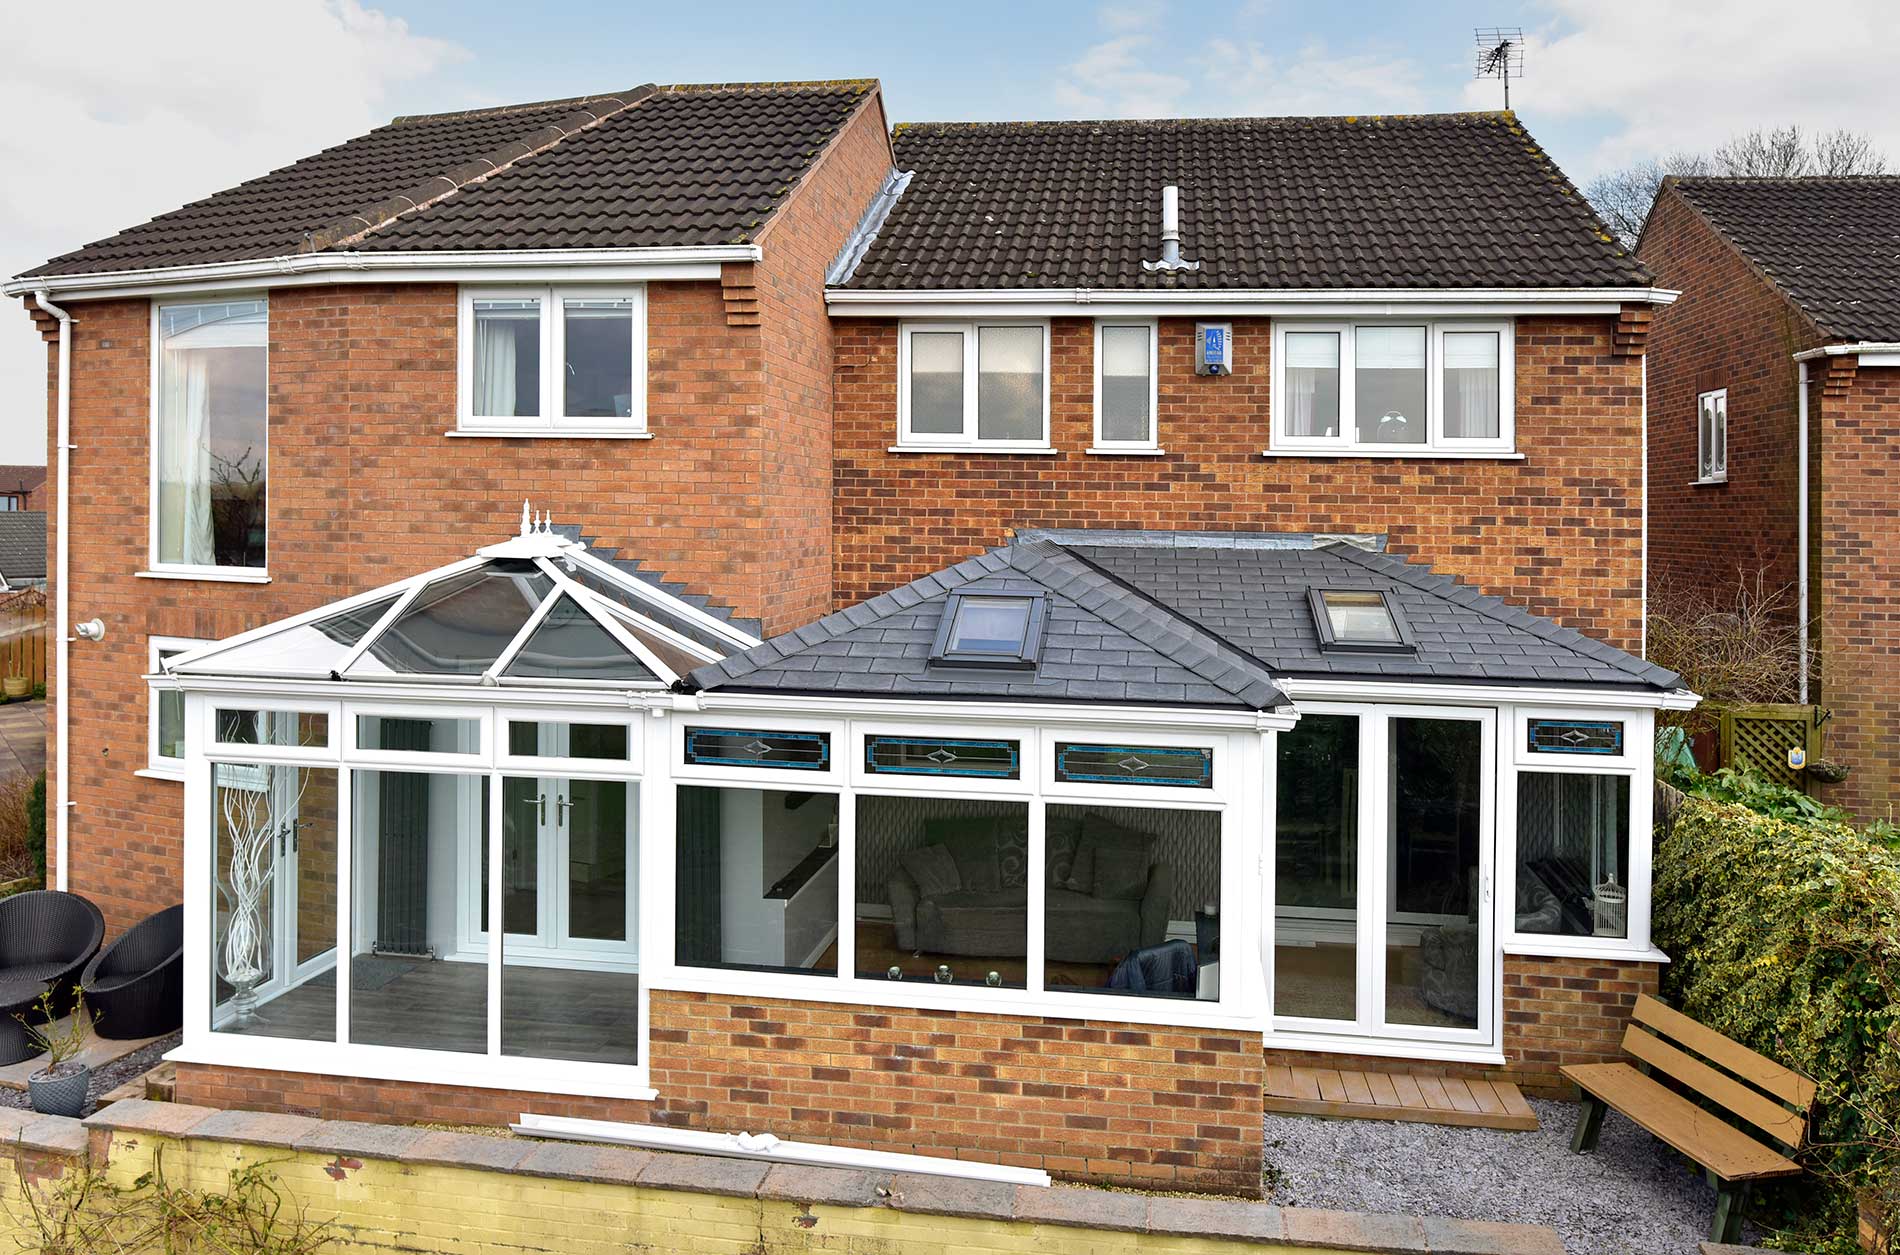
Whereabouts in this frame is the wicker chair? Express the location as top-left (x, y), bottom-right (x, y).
top-left (0, 890), bottom-right (104, 1018)
top-left (81, 905), bottom-right (183, 1040)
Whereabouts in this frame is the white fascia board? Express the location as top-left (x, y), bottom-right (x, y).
top-left (169, 671), bottom-right (670, 710)
top-left (1792, 341), bottom-right (1900, 364)
top-left (826, 286), bottom-right (1680, 319)
top-left (4, 246), bottom-right (759, 301)
top-left (1276, 677), bottom-right (1700, 710)
top-left (686, 689), bottom-right (1295, 731)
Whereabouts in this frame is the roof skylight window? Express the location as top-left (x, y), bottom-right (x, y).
top-left (1309, 588), bottom-right (1412, 651)
top-left (930, 592), bottom-right (1046, 668)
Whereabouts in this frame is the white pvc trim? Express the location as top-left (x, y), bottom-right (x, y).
top-left (1791, 341), bottom-right (1900, 361)
top-left (828, 286), bottom-right (1679, 318)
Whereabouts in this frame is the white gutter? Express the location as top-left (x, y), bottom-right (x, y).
top-left (1791, 341), bottom-right (1900, 361)
top-left (826, 285), bottom-right (1680, 317)
top-left (1798, 359), bottom-right (1811, 702)
top-left (2, 245), bottom-right (762, 302)
top-left (33, 291), bottom-right (72, 890)
top-left (513, 1112), bottom-right (1051, 1187)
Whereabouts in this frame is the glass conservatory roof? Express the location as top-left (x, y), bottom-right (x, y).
top-left (166, 512), bottom-right (758, 689)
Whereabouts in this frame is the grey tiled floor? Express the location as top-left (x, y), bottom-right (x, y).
top-left (0, 701), bottom-right (44, 779)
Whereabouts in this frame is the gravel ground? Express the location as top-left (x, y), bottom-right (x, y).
top-left (1263, 1097), bottom-right (1758, 1255)
top-left (0, 1031), bottom-right (180, 1116)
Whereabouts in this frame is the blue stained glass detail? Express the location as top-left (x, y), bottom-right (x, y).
top-left (864, 736), bottom-right (1021, 779)
top-left (684, 726), bottom-right (830, 771)
top-left (1526, 719), bottom-right (1624, 756)
top-left (1054, 743), bottom-right (1214, 788)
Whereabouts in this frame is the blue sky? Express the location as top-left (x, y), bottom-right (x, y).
top-left (3, 0), bottom-right (1894, 462)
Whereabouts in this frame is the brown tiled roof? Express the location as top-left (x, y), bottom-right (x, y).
top-left (1667, 176), bottom-right (1900, 342)
top-left (0, 467), bottom-right (46, 496)
top-left (20, 81), bottom-right (877, 280)
top-left (839, 112), bottom-right (1648, 291)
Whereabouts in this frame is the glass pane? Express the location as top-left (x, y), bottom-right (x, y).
top-left (565, 564), bottom-right (736, 655)
top-left (211, 764), bottom-right (336, 1041)
top-left (676, 785), bottom-right (839, 977)
top-left (354, 561), bottom-right (552, 678)
top-left (1044, 804), bottom-right (1220, 1002)
top-left (1386, 717), bottom-right (1482, 1030)
top-left (157, 691), bottom-right (185, 761)
top-left (1515, 773), bottom-right (1631, 939)
top-left (174, 596), bottom-right (398, 678)
top-left (1526, 719), bottom-right (1625, 756)
top-left (507, 721), bottom-right (631, 761)
top-left (1274, 715), bottom-right (1358, 1022)
top-left (1321, 591), bottom-right (1401, 644)
top-left (1355, 326), bottom-right (1426, 444)
top-left (1282, 332), bottom-right (1342, 438)
top-left (865, 736), bottom-right (1021, 779)
top-left (473, 298), bottom-right (541, 418)
top-left (1054, 742), bottom-right (1213, 788)
top-left (977, 326), bottom-right (1044, 441)
top-left (214, 709), bottom-right (327, 747)
top-left (1443, 331), bottom-right (1500, 439)
top-left (856, 795), bottom-right (1028, 988)
top-left (562, 298), bottom-right (635, 419)
top-left (503, 596), bottom-right (657, 682)
top-left (947, 596), bottom-right (1031, 654)
top-left (493, 777), bottom-right (542, 936)
top-left (908, 331), bottom-right (964, 435)
top-left (1100, 325), bottom-right (1152, 444)
top-left (156, 300), bottom-right (267, 569)
top-left (349, 770), bottom-right (488, 1053)
top-left (683, 726), bottom-right (831, 771)
top-left (354, 715), bottom-right (480, 755)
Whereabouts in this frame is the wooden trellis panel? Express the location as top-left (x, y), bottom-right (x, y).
top-left (1719, 704), bottom-right (1824, 787)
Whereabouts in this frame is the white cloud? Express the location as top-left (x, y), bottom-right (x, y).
top-left (0, 1), bottom-right (469, 463)
top-left (1462, 0), bottom-right (1900, 180)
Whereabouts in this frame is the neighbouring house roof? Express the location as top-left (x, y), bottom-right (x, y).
top-left (19, 81), bottom-right (878, 280)
top-left (1667, 176), bottom-right (1900, 343)
top-left (0, 513), bottom-right (47, 585)
top-left (0, 467), bottom-right (45, 498)
top-left (685, 531), bottom-right (1679, 709)
top-left (837, 112), bottom-right (1648, 291)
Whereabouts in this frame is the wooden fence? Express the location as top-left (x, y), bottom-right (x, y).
top-left (0, 589), bottom-right (46, 690)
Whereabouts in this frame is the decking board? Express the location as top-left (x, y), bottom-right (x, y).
top-left (1263, 1064), bottom-right (1539, 1132)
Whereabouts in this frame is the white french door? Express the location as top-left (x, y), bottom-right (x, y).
top-left (1271, 703), bottom-right (1497, 1048)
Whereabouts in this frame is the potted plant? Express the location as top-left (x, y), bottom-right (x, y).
top-left (17, 988), bottom-right (95, 1117)
top-left (1, 675), bottom-right (29, 700)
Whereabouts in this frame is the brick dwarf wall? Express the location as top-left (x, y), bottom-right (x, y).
top-left (174, 988), bottom-right (1267, 1195)
top-left (834, 314), bottom-right (1647, 651)
top-left (1640, 187), bottom-right (1823, 612)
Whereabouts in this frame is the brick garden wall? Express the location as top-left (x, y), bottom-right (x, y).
top-left (833, 313), bottom-right (1648, 651)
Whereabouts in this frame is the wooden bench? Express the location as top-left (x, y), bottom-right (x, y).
top-left (1565, 994), bottom-right (1817, 1245)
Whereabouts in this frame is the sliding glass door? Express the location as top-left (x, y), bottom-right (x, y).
top-left (1272, 705), bottom-right (1495, 1046)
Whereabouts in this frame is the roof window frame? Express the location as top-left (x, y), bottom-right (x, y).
top-left (929, 591), bottom-right (1049, 669)
top-left (1307, 587), bottom-right (1416, 653)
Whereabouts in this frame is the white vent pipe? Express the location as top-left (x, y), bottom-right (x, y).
top-left (1142, 185), bottom-right (1200, 273)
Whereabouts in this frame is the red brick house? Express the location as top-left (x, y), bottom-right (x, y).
top-left (0, 465), bottom-right (47, 513)
top-left (8, 87), bottom-right (1689, 1194)
top-left (1642, 176), bottom-right (1900, 819)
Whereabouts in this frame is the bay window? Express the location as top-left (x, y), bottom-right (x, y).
top-left (459, 287), bottom-right (647, 435)
top-left (898, 322), bottom-right (1050, 449)
top-left (152, 299), bottom-right (268, 573)
top-left (1271, 320), bottom-right (1515, 454)
top-left (1093, 321), bottom-right (1158, 449)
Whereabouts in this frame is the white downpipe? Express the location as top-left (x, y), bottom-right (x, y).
top-left (34, 290), bottom-right (72, 890)
top-left (1640, 353), bottom-right (1649, 660)
top-left (513, 1113), bottom-right (1052, 1187)
top-left (1798, 359), bottom-right (1811, 702)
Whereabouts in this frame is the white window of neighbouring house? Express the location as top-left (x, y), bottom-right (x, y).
top-left (1094, 321), bottom-right (1158, 449)
top-left (897, 322), bottom-right (1050, 449)
top-left (459, 287), bottom-right (647, 435)
top-left (152, 299), bottom-right (268, 573)
top-left (1696, 388), bottom-right (1728, 483)
top-left (147, 636), bottom-right (209, 777)
top-left (1270, 321), bottom-right (1515, 454)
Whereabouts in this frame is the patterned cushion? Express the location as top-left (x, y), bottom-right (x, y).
top-left (901, 843), bottom-right (962, 897)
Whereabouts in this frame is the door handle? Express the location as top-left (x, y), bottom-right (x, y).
top-left (521, 792), bottom-right (546, 823)
top-left (556, 795), bottom-right (572, 824)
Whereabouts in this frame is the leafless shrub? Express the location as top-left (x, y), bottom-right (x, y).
top-left (1646, 575), bottom-right (1803, 730)
top-left (0, 773), bottom-right (38, 883)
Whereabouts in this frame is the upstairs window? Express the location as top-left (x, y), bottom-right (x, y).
top-left (1271, 321), bottom-right (1515, 454)
top-left (459, 286), bottom-right (646, 435)
top-left (898, 322), bottom-right (1049, 449)
top-left (152, 298), bottom-right (268, 572)
top-left (1093, 321), bottom-right (1158, 449)
top-left (1696, 388), bottom-right (1728, 483)
top-left (930, 592), bottom-right (1046, 668)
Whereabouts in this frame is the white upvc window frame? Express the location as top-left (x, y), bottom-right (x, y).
top-left (457, 285), bottom-right (648, 437)
top-left (1090, 318), bottom-right (1161, 453)
top-left (895, 320), bottom-right (1053, 451)
top-left (1695, 387), bottom-right (1728, 484)
top-left (147, 296), bottom-right (270, 581)
top-left (1268, 318), bottom-right (1516, 456)
top-left (145, 635), bottom-right (209, 779)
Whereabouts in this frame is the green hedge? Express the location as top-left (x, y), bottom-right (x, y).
top-left (1654, 793), bottom-right (1900, 1217)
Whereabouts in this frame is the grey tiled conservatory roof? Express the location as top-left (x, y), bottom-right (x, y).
top-left (685, 531), bottom-right (1679, 709)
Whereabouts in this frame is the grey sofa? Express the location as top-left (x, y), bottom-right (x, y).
top-left (1418, 865), bottom-right (1565, 1021)
top-left (888, 813), bottom-right (1172, 965)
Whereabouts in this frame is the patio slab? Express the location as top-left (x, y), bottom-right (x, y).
top-left (0, 1016), bottom-right (168, 1090)
top-left (0, 700), bottom-right (43, 780)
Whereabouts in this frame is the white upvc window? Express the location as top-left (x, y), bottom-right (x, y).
top-left (1269, 320), bottom-right (1515, 455)
top-left (897, 321), bottom-right (1051, 450)
top-left (146, 635), bottom-right (209, 778)
top-left (458, 286), bottom-right (647, 435)
top-left (1696, 388), bottom-right (1728, 483)
top-left (1092, 319), bottom-right (1160, 452)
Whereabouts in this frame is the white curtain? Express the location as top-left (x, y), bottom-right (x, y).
top-left (475, 315), bottom-right (519, 417)
top-left (157, 349), bottom-right (214, 566)
top-left (1443, 332), bottom-right (1499, 439)
top-left (1283, 332), bottom-right (1338, 437)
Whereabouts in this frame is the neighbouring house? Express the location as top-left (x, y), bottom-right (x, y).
top-left (0, 465), bottom-right (47, 513)
top-left (0, 511), bottom-right (47, 590)
top-left (1641, 176), bottom-right (1900, 819)
top-left (7, 85), bottom-right (1688, 1195)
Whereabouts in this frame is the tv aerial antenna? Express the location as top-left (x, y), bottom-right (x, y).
top-left (1475, 28), bottom-right (1524, 110)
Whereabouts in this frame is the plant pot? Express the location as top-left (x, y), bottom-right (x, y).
top-left (0, 677), bottom-right (26, 699)
top-left (27, 1063), bottom-right (89, 1118)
